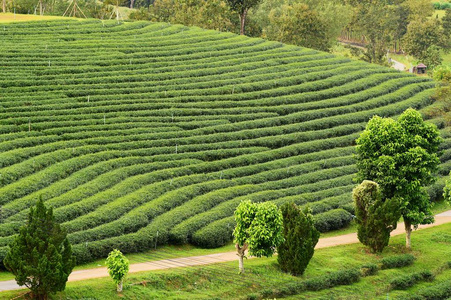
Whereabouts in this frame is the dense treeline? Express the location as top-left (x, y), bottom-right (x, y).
top-left (3, 0), bottom-right (450, 65)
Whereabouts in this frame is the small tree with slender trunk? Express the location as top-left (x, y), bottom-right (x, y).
top-left (233, 200), bottom-right (284, 274)
top-left (356, 108), bottom-right (442, 249)
top-left (225, 0), bottom-right (262, 35)
top-left (106, 249), bottom-right (129, 292)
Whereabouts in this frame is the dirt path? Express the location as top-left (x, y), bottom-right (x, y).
top-left (390, 59), bottom-right (406, 71)
top-left (338, 40), bottom-right (406, 71)
top-left (1, 211), bottom-right (450, 292)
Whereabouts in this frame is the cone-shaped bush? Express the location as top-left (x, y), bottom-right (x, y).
top-left (4, 198), bottom-right (75, 300)
top-left (353, 180), bottom-right (401, 252)
top-left (278, 202), bottom-right (320, 276)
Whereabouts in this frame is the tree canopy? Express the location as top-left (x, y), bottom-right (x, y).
top-left (233, 200), bottom-right (284, 273)
top-left (225, 0), bottom-right (262, 35)
top-left (356, 108), bottom-right (442, 249)
top-left (4, 199), bottom-right (75, 300)
top-left (106, 249), bottom-right (129, 292)
top-left (277, 203), bottom-right (319, 276)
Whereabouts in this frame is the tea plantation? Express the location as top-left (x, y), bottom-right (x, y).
top-left (0, 19), bottom-right (448, 264)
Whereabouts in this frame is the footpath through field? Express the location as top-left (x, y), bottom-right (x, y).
top-left (1, 210), bottom-right (451, 291)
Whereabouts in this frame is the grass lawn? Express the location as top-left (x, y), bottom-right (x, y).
top-left (0, 13), bottom-right (73, 23)
top-left (1, 222), bottom-right (451, 299)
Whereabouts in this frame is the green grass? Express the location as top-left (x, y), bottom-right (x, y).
top-left (2, 222), bottom-right (451, 299)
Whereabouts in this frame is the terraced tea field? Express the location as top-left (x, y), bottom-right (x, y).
top-left (0, 19), bottom-right (448, 264)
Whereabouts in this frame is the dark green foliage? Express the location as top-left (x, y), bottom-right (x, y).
top-left (191, 216), bottom-right (235, 249)
top-left (360, 263), bottom-right (378, 277)
top-left (313, 208), bottom-right (353, 232)
top-left (246, 268), bottom-right (361, 298)
top-left (303, 269), bottom-right (361, 291)
top-left (381, 254), bottom-right (415, 269)
top-left (433, 2), bottom-right (451, 10)
top-left (356, 108), bottom-right (442, 248)
top-left (277, 203), bottom-right (320, 276)
top-left (442, 9), bottom-right (451, 37)
top-left (3, 199), bottom-right (75, 300)
top-left (407, 281), bottom-right (451, 300)
top-left (389, 270), bottom-right (434, 290)
top-left (353, 180), bottom-right (400, 252)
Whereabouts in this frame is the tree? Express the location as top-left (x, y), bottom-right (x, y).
top-left (254, 0), bottom-right (350, 52)
top-left (265, 3), bottom-right (329, 51)
top-left (106, 249), bottom-right (129, 292)
top-left (353, 180), bottom-right (401, 253)
top-left (403, 0), bottom-right (434, 22)
top-left (421, 45), bottom-right (443, 71)
top-left (402, 19), bottom-right (449, 59)
top-left (4, 199), bottom-right (75, 300)
top-left (233, 200), bottom-right (284, 274)
top-left (356, 108), bottom-right (442, 249)
top-left (225, 0), bottom-right (262, 35)
top-left (442, 9), bottom-right (451, 38)
top-left (344, 0), bottom-right (397, 64)
top-left (131, 0), bottom-right (237, 32)
top-left (277, 203), bottom-right (319, 276)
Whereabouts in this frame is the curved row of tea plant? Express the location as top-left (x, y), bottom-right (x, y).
top-left (0, 19), bottom-right (446, 264)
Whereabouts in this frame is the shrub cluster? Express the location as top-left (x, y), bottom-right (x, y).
top-left (381, 254), bottom-right (415, 269)
top-left (408, 281), bottom-right (451, 300)
top-left (389, 270), bottom-right (434, 290)
top-left (433, 2), bottom-right (451, 9)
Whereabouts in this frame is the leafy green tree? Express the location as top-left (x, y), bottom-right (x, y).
top-left (265, 3), bottom-right (329, 51)
top-left (254, 0), bottom-right (350, 52)
top-left (442, 9), bottom-right (451, 38)
top-left (433, 65), bottom-right (451, 82)
top-left (343, 0), bottom-right (397, 64)
top-left (277, 203), bottom-right (319, 276)
top-left (225, 0), bottom-right (262, 35)
top-left (131, 0), bottom-right (237, 32)
top-left (402, 19), bottom-right (449, 59)
top-left (356, 108), bottom-right (442, 249)
top-left (4, 199), bottom-right (75, 300)
top-left (421, 45), bottom-right (443, 71)
top-left (106, 249), bottom-right (129, 292)
top-left (233, 200), bottom-right (284, 274)
top-left (353, 180), bottom-right (401, 253)
top-left (403, 0), bottom-right (434, 22)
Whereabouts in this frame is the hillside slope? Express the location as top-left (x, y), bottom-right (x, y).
top-left (0, 19), bottom-right (446, 263)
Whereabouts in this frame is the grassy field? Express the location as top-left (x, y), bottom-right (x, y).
top-left (1, 222), bottom-right (451, 299)
top-left (0, 13), bottom-right (72, 23)
top-left (0, 19), bottom-right (449, 268)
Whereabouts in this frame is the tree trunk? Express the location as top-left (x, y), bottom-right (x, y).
top-left (239, 9), bottom-right (247, 35)
top-left (404, 219), bottom-right (412, 249)
top-left (117, 279), bottom-right (123, 292)
top-left (2, 0), bottom-right (6, 13)
top-left (130, 0), bottom-right (134, 9)
top-left (39, 0), bottom-right (43, 16)
top-left (235, 242), bottom-right (248, 274)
